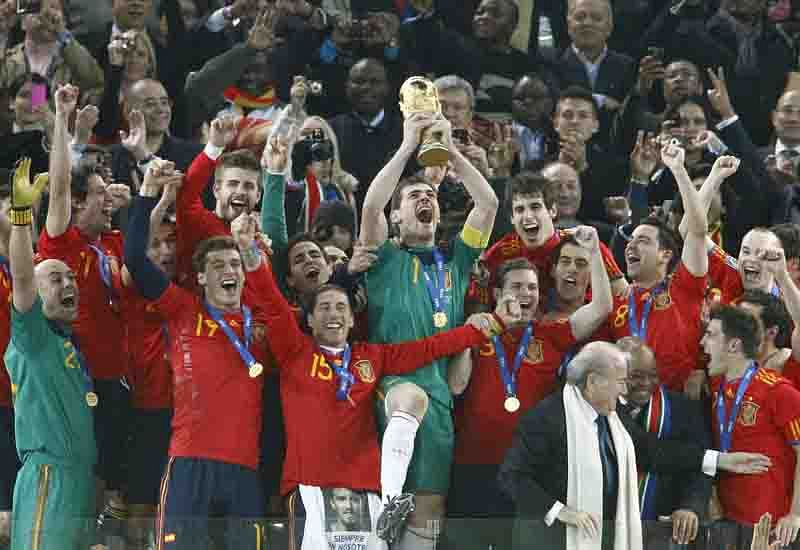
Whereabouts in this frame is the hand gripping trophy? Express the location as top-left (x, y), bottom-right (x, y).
top-left (399, 76), bottom-right (450, 167)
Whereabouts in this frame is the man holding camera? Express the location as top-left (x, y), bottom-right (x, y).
top-left (0, 0), bottom-right (104, 101)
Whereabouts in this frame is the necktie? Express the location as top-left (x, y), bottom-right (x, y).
top-left (596, 416), bottom-right (617, 502)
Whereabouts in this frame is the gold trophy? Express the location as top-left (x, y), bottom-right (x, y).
top-left (399, 76), bottom-right (449, 167)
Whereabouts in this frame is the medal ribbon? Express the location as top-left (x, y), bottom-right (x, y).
top-left (0, 255), bottom-right (10, 281)
top-left (638, 385), bottom-right (671, 520)
top-left (50, 321), bottom-right (95, 405)
top-left (204, 302), bottom-right (258, 374)
top-left (627, 281), bottom-right (667, 340)
top-left (88, 244), bottom-right (119, 305)
top-left (329, 345), bottom-right (354, 402)
top-left (421, 248), bottom-right (448, 325)
top-left (716, 362), bottom-right (758, 452)
top-left (492, 322), bottom-right (534, 401)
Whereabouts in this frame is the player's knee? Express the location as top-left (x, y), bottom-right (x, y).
top-left (386, 383), bottom-right (429, 420)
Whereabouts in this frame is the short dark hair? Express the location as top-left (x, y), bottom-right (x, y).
top-left (191, 236), bottom-right (239, 274)
top-left (638, 216), bottom-right (683, 274)
top-left (311, 201), bottom-right (356, 242)
top-left (390, 175), bottom-right (435, 212)
top-left (504, 170), bottom-right (555, 214)
top-left (664, 96), bottom-right (719, 128)
top-left (308, 283), bottom-right (353, 313)
top-left (215, 149), bottom-right (262, 183)
top-left (70, 164), bottom-right (104, 202)
top-left (771, 223), bottom-right (800, 261)
top-left (550, 234), bottom-right (583, 265)
top-left (739, 290), bottom-right (791, 348)
top-left (285, 232), bottom-right (328, 268)
top-left (710, 305), bottom-right (761, 359)
top-left (556, 86), bottom-right (600, 121)
top-left (495, 258), bottom-right (537, 290)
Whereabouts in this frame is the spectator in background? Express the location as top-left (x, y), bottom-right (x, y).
top-left (402, 0), bottom-right (558, 119)
top-left (0, 75), bottom-right (51, 175)
top-left (0, 0), bottom-right (104, 100)
top-left (109, 79), bottom-right (202, 189)
top-left (511, 73), bottom-right (556, 168)
top-left (329, 58), bottom-right (402, 211)
top-left (764, 89), bottom-right (800, 162)
top-left (541, 162), bottom-right (584, 232)
top-left (557, 0), bottom-right (637, 146)
top-left (772, 223), bottom-right (800, 288)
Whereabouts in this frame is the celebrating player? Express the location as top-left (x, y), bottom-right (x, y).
top-left (359, 112), bottom-right (498, 547)
top-left (608, 144), bottom-right (712, 390)
top-left (703, 306), bottom-right (800, 547)
top-left (5, 158), bottom-right (97, 550)
top-left (250, 218), bottom-right (519, 549)
top-left (125, 160), bottom-right (272, 550)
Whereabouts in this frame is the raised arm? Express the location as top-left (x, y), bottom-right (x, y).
top-left (46, 85), bottom-right (79, 239)
top-left (10, 159), bottom-right (49, 313)
top-left (359, 113), bottom-right (434, 248)
top-left (444, 119), bottom-right (499, 240)
top-left (677, 155), bottom-right (739, 239)
top-left (125, 161), bottom-right (183, 301)
top-left (568, 226), bottom-right (614, 341)
top-left (662, 143), bottom-right (708, 277)
top-left (261, 134), bottom-right (291, 254)
top-left (765, 249), bottom-right (800, 360)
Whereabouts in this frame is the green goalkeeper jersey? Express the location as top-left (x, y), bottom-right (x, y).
top-left (365, 228), bottom-right (485, 407)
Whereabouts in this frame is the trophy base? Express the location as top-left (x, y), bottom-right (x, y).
top-left (417, 143), bottom-right (450, 167)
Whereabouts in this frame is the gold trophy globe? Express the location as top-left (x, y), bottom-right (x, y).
top-left (399, 76), bottom-right (450, 167)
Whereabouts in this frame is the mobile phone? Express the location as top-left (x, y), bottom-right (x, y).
top-left (30, 83), bottom-right (47, 109)
top-left (16, 0), bottom-right (41, 14)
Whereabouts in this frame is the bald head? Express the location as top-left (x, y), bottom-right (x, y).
top-left (127, 79), bottom-right (172, 136)
top-left (35, 259), bottom-right (78, 323)
top-left (566, 341), bottom-right (628, 415)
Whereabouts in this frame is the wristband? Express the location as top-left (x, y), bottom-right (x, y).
top-left (11, 207), bottom-right (32, 226)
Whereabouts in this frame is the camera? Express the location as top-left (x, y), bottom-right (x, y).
top-left (291, 129), bottom-right (335, 181)
top-left (308, 80), bottom-right (323, 95)
top-left (17, 0), bottom-right (41, 14)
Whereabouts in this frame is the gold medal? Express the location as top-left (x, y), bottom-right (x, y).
top-left (86, 392), bottom-right (99, 408)
top-left (249, 362), bottom-right (264, 378)
top-left (504, 396), bottom-right (520, 413)
top-left (433, 311), bottom-right (448, 328)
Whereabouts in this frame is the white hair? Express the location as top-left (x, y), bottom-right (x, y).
top-left (565, 341), bottom-right (625, 388)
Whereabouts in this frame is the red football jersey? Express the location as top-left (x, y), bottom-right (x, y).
top-left (707, 245), bottom-right (744, 305)
top-left (607, 263), bottom-right (706, 390)
top-left (37, 226), bottom-right (125, 379)
top-left (711, 368), bottom-right (800, 525)
top-left (174, 151), bottom-right (227, 289)
top-left (0, 262), bottom-right (12, 406)
top-left (119, 283), bottom-right (172, 409)
top-left (248, 264), bottom-right (486, 495)
top-left (454, 319), bottom-right (576, 465)
top-left (470, 230), bottom-right (623, 308)
top-left (154, 270), bottom-right (271, 470)
top-left (782, 355), bottom-right (800, 389)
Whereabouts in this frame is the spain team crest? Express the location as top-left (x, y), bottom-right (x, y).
top-left (526, 339), bottom-right (544, 364)
top-left (354, 360), bottom-right (375, 384)
top-left (739, 401), bottom-right (760, 426)
top-left (653, 291), bottom-right (671, 310)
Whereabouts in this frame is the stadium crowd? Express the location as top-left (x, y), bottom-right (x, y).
top-left (6, 0), bottom-right (800, 549)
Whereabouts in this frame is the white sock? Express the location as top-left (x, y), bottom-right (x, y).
top-left (381, 411), bottom-right (420, 504)
top-left (397, 525), bottom-right (438, 550)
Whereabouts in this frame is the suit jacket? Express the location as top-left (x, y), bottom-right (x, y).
top-left (617, 390), bottom-right (712, 520)
top-left (499, 390), bottom-right (707, 547)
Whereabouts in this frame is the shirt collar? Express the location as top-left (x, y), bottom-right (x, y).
top-left (355, 109), bottom-right (385, 128)
top-left (574, 385), bottom-right (600, 424)
top-left (572, 44), bottom-right (609, 68)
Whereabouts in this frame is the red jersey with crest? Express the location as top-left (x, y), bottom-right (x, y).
top-left (454, 319), bottom-right (576, 465)
top-left (174, 151), bottom-right (227, 289)
top-left (0, 261), bottom-right (12, 406)
top-left (707, 244), bottom-right (744, 306)
top-left (470, 230), bottom-right (623, 308)
top-left (607, 263), bottom-right (706, 390)
top-left (711, 368), bottom-right (800, 524)
top-left (37, 226), bottom-right (125, 379)
top-left (249, 264), bottom-right (486, 495)
top-left (154, 268), bottom-right (271, 470)
top-left (119, 282), bottom-right (172, 409)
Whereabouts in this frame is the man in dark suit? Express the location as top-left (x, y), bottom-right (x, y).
top-left (617, 337), bottom-right (712, 549)
top-left (499, 341), bottom-right (772, 550)
top-left (557, 0), bottom-right (637, 146)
